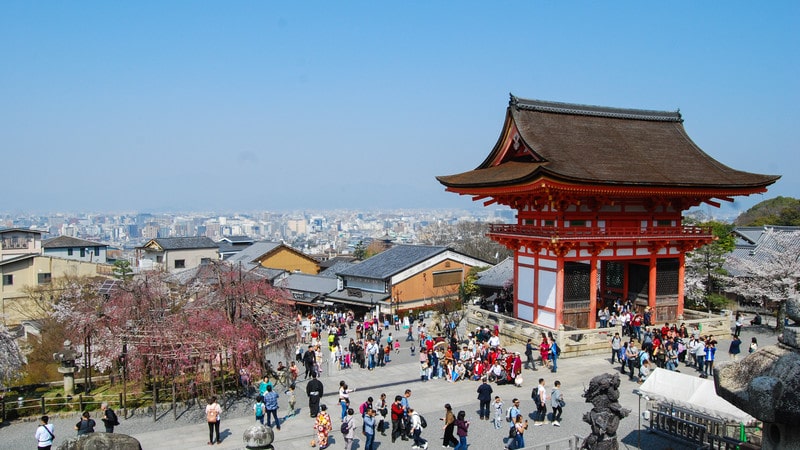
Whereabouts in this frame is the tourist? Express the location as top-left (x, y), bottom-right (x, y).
top-left (533, 378), bottom-right (547, 425)
top-left (477, 377), bottom-right (493, 420)
top-left (492, 396), bottom-right (505, 430)
top-left (625, 341), bottom-right (639, 381)
top-left (505, 398), bottom-right (521, 443)
top-left (510, 414), bottom-right (528, 449)
top-left (639, 359), bottom-right (652, 383)
top-left (253, 395), bottom-right (266, 424)
top-left (303, 344), bottom-right (316, 378)
top-left (263, 385), bottom-right (280, 430)
top-left (749, 337), bottom-right (758, 353)
top-left (703, 339), bottom-right (717, 378)
top-left (390, 395), bottom-right (407, 443)
top-left (610, 332), bottom-right (622, 364)
top-left (524, 338), bottom-right (536, 371)
top-left (441, 403), bottom-right (458, 448)
top-left (338, 381), bottom-right (355, 421)
top-left (258, 375), bottom-right (272, 396)
top-left (665, 343), bottom-right (679, 371)
top-left (550, 380), bottom-right (564, 426)
top-left (75, 411), bottom-right (96, 436)
top-left (548, 331), bottom-right (559, 373)
top-left (307, 372), bottom-right (324, 417)
top-left (729, 335), bottom-right (742, 360)
top-left (284, 383), bottom-right (297, 418)
top-left (204, 396), bottom-right (221, 445)
top-left (376, 393), bottom-right (389, 436)
top-left (363, 408), bottom-right (377, 450)
top-left (537, 334), bottom-right (550, 369)
top-left (409, 407), bottom-right (428, 449)
top-left (36, 415), bottom-right (55, 450)
top-left (342, 408), bottom-right (356, 450)
top-left (734, 312), bottom-right (743, 337)
top-left (100, 402), bottom-right (118, 433)
top-left (313, 404), bottom-right (333, 449)
top-left (454, 410), bottom-right (469, 450)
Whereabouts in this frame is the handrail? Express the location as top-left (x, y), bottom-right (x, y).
top-left (488, 224), bottom-right (712, 241)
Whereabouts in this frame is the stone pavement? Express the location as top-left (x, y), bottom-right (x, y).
top-left (129, 324), bottom-right (778, 449)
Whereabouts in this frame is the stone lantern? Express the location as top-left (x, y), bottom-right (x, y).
top-left (53, 340), bottom-right (81, 396)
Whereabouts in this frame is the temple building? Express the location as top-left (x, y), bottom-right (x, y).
top-left (437, 95), bottom-right (779, 330)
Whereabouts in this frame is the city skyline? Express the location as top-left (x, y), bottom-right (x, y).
top-left (2, 2), bottom-right (797, 214)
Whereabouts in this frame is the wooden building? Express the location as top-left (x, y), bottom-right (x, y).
top-left (437, 95), bottom-right (779, 330)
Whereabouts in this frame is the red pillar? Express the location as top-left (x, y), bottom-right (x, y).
top-left (555, 258), bottom-right (565, 329)
top-left (677, 253), bottom-right (685, 317)
top-left (589, 258), bottom-right (598, 328)
top-left (648, 255), bottom-right (658, 320)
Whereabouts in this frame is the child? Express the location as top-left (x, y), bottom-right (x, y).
top-left (420, 361), bottom-right (428, 382)
top-left (410, 343), bottom-right (416, 356)
top-left (254, 395), bottom-right (266, 424)
top-left (284, 384), bottom-right (297, 419)
top-left (492, 396), bottom-right (504, 430)
top-left (394, 339), bottom-right (401, 354)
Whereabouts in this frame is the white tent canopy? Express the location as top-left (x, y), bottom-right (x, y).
top-left (637, 368), bottom-right (756, 424)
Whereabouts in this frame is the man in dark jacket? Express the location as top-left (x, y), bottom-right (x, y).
top-left (306, 372), bottom-right (324, 417)
top-left (303, 345), bottom-right (316, 379)
top-left (476, 377), bottom-right (493, 420)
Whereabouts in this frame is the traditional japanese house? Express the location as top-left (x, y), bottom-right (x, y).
top-left (437, 95), bottom-right (780, 330)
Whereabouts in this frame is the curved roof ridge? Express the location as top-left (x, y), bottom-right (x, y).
top-left (510, 94), bottom-right (682, 123)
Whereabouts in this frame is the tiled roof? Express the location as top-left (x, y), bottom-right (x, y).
top-left (226, 241), bottom-right (282, 266)
top-left (475, 257), bottom-right (513, 288)
top-left (336, 245), bottom-right (449, 280)
top-left (319, 260), bottom-right (358, 278)
top-left (43, 235), bottom-right (107, 249)
top-left (143, 237), bottom-right (218, 250)
top-left (726, 226), bottom-right (800, 277)
top-left (276, 273), bottom-right (338, 295)
top-left (219, 235), bottom-right (255, 244)
top-left (437, 95), bottom-right (780, 190)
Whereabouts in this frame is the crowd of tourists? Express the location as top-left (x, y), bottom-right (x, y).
top-left (609, 317), bottom-right (755, 384)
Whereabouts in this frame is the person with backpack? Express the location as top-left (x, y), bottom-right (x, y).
top-left (341, 408), bottom-right (356, 450)
top-left (505, 398), bottom-right (521, 444)
top-left (100, 402), bottom-right (119, 433)
top-left (360, 397), bottom-right (373, 418)
top-left (253, 395), bottom-right (266, 425)
top-left (409, 407), bottom-right (428, 449)
top-left (548, 332), bottom-right (559, 373)
top-left (509, 414), bottom-right (529, 450)
top-left (205, 396), bottom-right (222, 445)
top-left (36, 415), bottom-right (55, 450)
top-left (74, 411), bottom-right (96, 436)
top-left (533, 378), bottom-right (548, 425)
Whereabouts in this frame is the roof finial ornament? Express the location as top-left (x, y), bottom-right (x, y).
top-left (509, 93), bottom-right (518, 106)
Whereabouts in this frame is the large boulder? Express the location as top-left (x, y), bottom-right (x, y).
top-left (243, 424), bottom-right (275, 449)
top-left (57, 433), bottom-right (141, 450)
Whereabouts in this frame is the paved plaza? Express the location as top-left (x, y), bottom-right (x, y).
top-left (4, 322), bottom-right (776, 449)
top-left (129, 325), bottom-right (775, 449)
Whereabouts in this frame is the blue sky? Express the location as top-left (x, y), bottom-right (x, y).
top-left (1, 2), bottom-right (798, 216)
